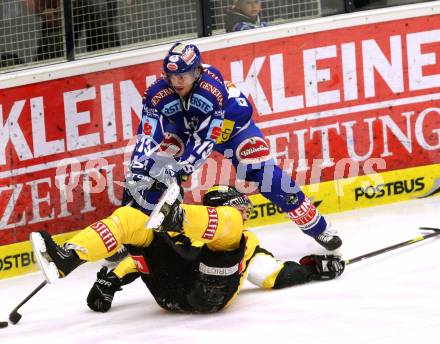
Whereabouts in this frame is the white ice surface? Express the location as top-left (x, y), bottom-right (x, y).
top-left (1, 196), bottom-right (440, 344)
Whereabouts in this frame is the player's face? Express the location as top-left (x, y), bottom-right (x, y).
top-left (168, 71), bottom-right (197, 97)
top-left (237, 0), bottom-right (261, 18)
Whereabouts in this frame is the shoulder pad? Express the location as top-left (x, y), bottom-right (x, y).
top-left (196, 72), bottom-right (228, 108)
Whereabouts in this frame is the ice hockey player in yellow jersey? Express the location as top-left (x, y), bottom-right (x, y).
top-left (30, 183), bottom-right (344, 314)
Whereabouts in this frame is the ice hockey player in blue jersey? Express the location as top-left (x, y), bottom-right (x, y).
top-left (123, 41), bottom-right (342, 251)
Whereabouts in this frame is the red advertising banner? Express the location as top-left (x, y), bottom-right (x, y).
top-left (1, 14), bottom-right (439, 245)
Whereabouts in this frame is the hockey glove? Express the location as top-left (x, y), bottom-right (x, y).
top-left (299, 255), bottom-right (345, 281)
top-left (150, 184), bottom-right (185, 233)
top-left (87, 267), bottom-right (122, 313)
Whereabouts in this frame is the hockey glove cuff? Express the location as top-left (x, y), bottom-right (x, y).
top-left (299, 254), bottom-right (345, 281)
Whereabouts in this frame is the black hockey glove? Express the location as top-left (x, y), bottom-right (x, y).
top-left (156, 186), bottom-right (185, 233)
top-left (87, 267), bottom-right (122, 313)
top-left (299, 255), bottom-right (345, 281)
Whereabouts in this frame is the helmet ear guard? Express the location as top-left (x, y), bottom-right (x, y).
top-left (203, 185), bottom-right (253, 220)
top-left (163, 42), bottom-right (202, 76)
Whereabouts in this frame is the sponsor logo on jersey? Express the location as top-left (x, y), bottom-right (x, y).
top-left (143, 121), bottom-right (152, 135)
top-left (90, 221), bottom-right (118, 252)
top-left (199, 81), bottom-right (224, 106)
top-left (207, 118), bottom-right (223, 141)
top-left (162, 99), bottom-right (181, 116)
top-left (131, 255), bottom-right (150, 274)
top-left (202, 207), bottom-right (218, 240)
top-left (199, 262), bottom-right (238, 276)
top-left (236, 137), bottom-right (271, 164)
top-left (210, 127), bottom-right (222, 140)
top-left (354, 177), bottom-right (425, 201)
top-left (287, 197), bottom-right (321, 231)
top-left (151, 87), bottom-right (174, 106)
top-left (143, 105), bottom-right (159, 118)
top-left (216, 119), bottom-right (235, 144)
top-left (190, 94), bottom-right (214, 114)
top-left (236, 97), bottom-right (247, 106)
top-left (142, 117), bottom-right (158, 137)
top-left (159, 132), bottom-right (184, 157)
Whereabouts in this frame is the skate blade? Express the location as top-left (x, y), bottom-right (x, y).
top-left (146, 182), bottom-right (180, 230)
top-left (30, 232), bottom-right (60, 284)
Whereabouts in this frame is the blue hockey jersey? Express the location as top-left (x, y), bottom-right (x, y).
top-left (130, 65), bottom-right (253, 179)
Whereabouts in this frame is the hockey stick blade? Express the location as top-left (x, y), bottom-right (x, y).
top-left (345, 227), bottom-right (440, 265)
top-left (419, 227), bottom-right (440, 232)
top-left (9, 280), bottom-right (47, 325)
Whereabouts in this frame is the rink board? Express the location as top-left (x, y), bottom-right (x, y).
top-left (0, 231), bottom-right (79, 279)
top-left (1, 2), bottom-right (440, 278)
top-left (245, 163), bottom-right (440, 227)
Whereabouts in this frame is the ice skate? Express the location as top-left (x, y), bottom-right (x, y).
top-left (30, 231), bottom-right (84, 284)
top-left (314, 224), bottom-right (342, 251)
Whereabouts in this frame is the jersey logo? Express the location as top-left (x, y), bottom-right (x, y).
top-left (131, 255), bottom-right (150, 274)
top-left (202, 207), bottom-right (218, 240)
top-left (216, 119), bottom-right (235, 144)
top-left (236, 98), bottom-right (247, 106)
top-left (151, 87), bottom-right (174, 106)
top-left (199, 81), bottom-right (224, 106)
top-left (207, 118), bottom-right (223, 141)
top-left (90, 221), bottom-right (118, 252)
top-left (141, 117), bottom-right (158, 137)
top-left (191, 94), bottom-right (214, 114)
top-left (143, 121), bottom-right (152, 135)
top-left (236, 137), bottom-right (271, 164)
top-left (159, 132), bottom-right (184, 157)
top-left (211, 127), bottom-right (222, 140)
top-left (199, 262), bottom-right (238, 276)
top-left (162, 99), bottom-right (181, 116)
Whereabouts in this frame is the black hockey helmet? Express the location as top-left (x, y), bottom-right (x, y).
top-left (203, 185), bottom-right (253, 220)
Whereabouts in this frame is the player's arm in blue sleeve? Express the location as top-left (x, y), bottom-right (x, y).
top-left (122, 93), bottom-right (168, 206)
top-left (129, 93), bottom-right (167, 174)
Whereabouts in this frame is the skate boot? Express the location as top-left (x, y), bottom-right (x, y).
top-left (314, 224), bottom-right (342, 251)
top-left (30, 231), bottom-right (84, 284)
top-left (146, 182), bottom-right (184, 232)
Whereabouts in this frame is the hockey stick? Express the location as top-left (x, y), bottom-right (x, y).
top-left (9, 280), bottom-right (47, 325)
top-left (345, 227), bottom-right (440, 265)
